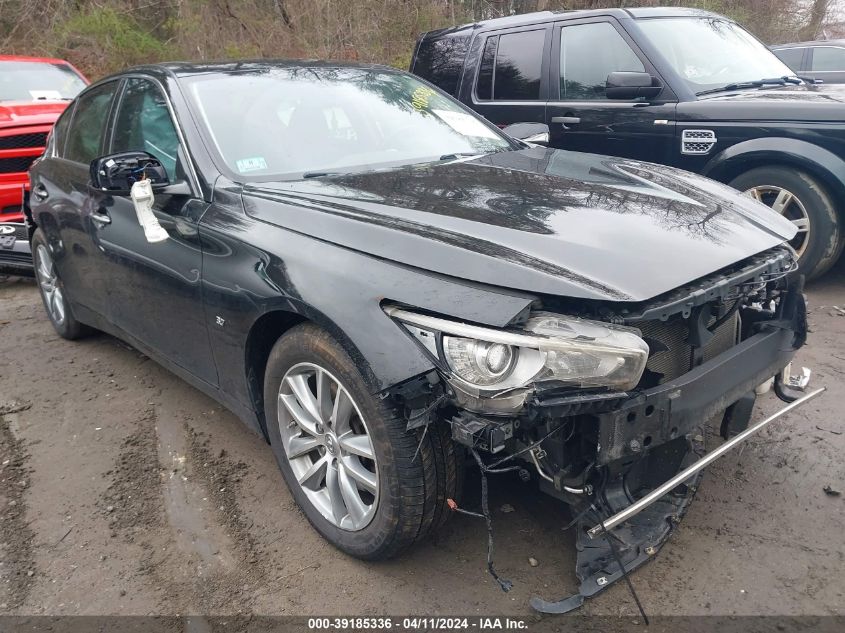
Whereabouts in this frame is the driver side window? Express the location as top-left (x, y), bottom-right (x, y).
top-left (559, 22), bottom-right (645, 100)
top-left (111, 78), bottom-right (182, 181)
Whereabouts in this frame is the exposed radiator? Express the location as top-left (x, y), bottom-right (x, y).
top-left (637, 312), bottom-right (739, 384)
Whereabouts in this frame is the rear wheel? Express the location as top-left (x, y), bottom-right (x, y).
top-left (31, 229), bottom-right (90, 340)
top-left (264, 323), bottom-right (451, 559)
top-left (730, 166), bottom-right (843, 280)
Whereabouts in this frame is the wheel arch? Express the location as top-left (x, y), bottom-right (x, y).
top-left (702, 137), bottom-right (845, 212)
top-left (243, 303), bottom-right (383, 441)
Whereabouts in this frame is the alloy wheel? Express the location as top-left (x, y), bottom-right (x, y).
top-left (35, 244), bottom-right (66, 326)
top-left (745, 185), bottom-right (811, 258)
top-left (277, 362), bottom-right (379, 531)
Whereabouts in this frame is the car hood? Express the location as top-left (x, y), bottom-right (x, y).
top-left (241, 148), bottom-right (796, 302)
top-left (682, 83), bottom-right (845, 122)
top-left (0, 100), bottom-right (68, 128)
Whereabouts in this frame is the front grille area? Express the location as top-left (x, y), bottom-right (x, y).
top-left (0, 223), bottom-right (28, 240)
top-left (0, 250), bottom-right (32, 264)
top-left (638, 312), bottom-right (739, 384)
top-left (0, 156), bottom-right (37, 174)
top-left (0, 133), bottom-right (47, 150)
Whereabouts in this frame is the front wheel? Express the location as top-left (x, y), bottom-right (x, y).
top-left (730, 166), bottom-right (843, 280)
top-left (263, 323), bottom-right (452, 559)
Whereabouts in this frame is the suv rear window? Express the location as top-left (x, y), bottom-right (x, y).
top-left (476, 30), bottom-right (545, 101)
top-left (412, 31), bottom-right (471, 96)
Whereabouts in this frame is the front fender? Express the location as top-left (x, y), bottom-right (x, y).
top-left (199, 204), bottom-right (536, 414)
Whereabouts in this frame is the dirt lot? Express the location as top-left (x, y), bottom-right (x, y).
top-left (1, 263), bottom-right (843, 622)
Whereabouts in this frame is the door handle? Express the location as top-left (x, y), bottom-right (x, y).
top-left (91, 211), bottom-right (111, 227)
top-left (551, 115), bottom-right (581, 129)
top-left (31, 183), bottom-right (49, 202)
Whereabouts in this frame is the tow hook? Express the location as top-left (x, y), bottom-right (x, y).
top-left (775, 362), bottom-right (812, 402)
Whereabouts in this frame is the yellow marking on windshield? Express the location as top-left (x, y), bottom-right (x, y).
top-left (411, 86), bottom-right (436, 111)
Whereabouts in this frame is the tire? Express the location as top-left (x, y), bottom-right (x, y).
top-left (263, 323), bottom-right (438, 559)
top-left (31, 229), bottom-right (90, 340)
top-left (729, 166), bottom-right (843, 280)
top-left (426, 420), bottom-right (464, 532)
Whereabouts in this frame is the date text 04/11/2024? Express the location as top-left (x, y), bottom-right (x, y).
top-left (307, 617), bottom-right (529, 630)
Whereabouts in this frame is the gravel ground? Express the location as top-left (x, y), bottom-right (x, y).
top-left (0, 262), bottom-right (843, 622)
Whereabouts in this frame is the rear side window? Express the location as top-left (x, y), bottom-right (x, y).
top-left (560, 22), bottom-right (644, 100)
top-left (773, 47), bottom-right (805, 70)
top-left (413, 32), bottom-right (471, 96)
top-left (64, 81), bottom-right (118, 164)
top-left (475, 29), bottom-right (545, 101)
top-left (811, 46), bottom-right (845, 71)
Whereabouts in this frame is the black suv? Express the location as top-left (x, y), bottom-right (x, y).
top-left (411, 7), bottom-right (845, 279)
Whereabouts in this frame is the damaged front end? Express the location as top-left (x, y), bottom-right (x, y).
top-left (384, 246), bottom-right (818, 614)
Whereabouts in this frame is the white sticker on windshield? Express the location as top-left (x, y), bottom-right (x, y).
top-left (236, 157), bottom-right (268, 173)
top-left (432, 109), bottom-right (499, 139)
top-left (29, 90), bottom-right (62, 100)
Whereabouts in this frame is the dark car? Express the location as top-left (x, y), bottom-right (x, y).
top-left (27, 61), bottom-right (814, 613)
top-left (410, 7), bottom-right (845, 280)
top-left (772, 40), bottom-right (845, 84)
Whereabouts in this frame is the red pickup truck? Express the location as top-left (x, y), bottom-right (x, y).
top-left (0, 55), bottom-right (87, 274)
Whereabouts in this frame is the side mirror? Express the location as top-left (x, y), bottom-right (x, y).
top-left (89, 151), bottom-right (169, 194)
top-left (501, 122), bottom-right (550, 146)
top-left (605, 72), bottom-right (662, 100)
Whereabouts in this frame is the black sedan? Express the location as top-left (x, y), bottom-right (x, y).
top-left (27, 61), bottom-right (811, 611)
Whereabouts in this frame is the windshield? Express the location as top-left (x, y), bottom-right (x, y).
top-left (184, 66), bottom-right (514, 179)
top-left (637, 18), bottom-right (797, 93)
top-left (0, 61), bottom-right (87, 101)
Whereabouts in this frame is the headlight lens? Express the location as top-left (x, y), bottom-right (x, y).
top-left (386, 307), bottom-right (649, 392)
top-left (443, 337), bottom-right (518, 386)
top-left (524, 314), bottom-right (648, 390)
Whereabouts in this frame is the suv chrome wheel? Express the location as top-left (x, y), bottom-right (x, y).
top-left (277, 362), bottom-right (378, 531)
top-left (35, 243), bottom-right (66, 326)
top-left (745, 185), bottom-right (811, 258)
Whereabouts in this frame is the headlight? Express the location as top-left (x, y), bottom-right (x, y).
top-left (443, 337), bottom-right (518, 386)
top-left (385, 307), bottom-right (649, 393)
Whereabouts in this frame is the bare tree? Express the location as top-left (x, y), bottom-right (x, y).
top-left (0, 0), bottom-right (839, 78)
top-left (801, 0), bottom-right (832, 39)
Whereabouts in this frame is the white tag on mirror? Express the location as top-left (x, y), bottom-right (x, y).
top-left (130, 179), bottom-right (168, 243)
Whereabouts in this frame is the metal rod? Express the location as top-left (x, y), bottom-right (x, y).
top-left (531, 448), bottom-right (592, 494)
top-left (587, 386), bottom-right (826, 539)
top-left (530, 449), bottom-right (555, 483)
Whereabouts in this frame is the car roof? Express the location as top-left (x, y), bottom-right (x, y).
top-left (772, 40), bottom-right (845, 48)
top-left (0, 55), bottom-right (77, 65)
top-left (427, 6), bottom-right (723, 35)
